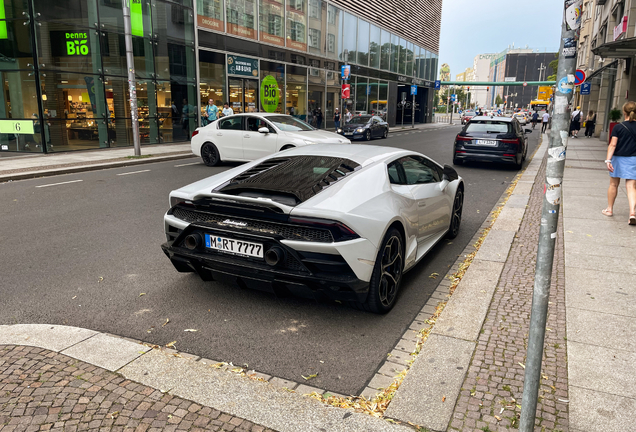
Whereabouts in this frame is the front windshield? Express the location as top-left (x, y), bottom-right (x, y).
top-left (267, 116), bottom-right (315, 131)
top-left (347, 115), bottom-right (372, 124)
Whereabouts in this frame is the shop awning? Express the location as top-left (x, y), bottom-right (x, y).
top-left (592, 37), bottom-right (636, 58)
top-left (585, 60), bottom-right (619, 82)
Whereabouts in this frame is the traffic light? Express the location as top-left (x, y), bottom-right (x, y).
top-left (487, 86), bottom-right (490, 90)
top-left (467, 87), bottom-right (470, 91)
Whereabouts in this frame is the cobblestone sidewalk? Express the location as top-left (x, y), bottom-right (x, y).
top-left (0, 345), bottom-right (276, 432)
top-left (448, 152), bottom-right (569, 432)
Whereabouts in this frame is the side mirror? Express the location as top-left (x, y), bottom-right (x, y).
top-left (258, 127), bottom-right (269, 134)
top-left (524, 129), bottom-right (532, 133)
top-left (442, 164), bottom-right (459, 182)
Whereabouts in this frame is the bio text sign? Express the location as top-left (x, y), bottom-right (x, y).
top-left (66, 32), bottom-right (89, 56)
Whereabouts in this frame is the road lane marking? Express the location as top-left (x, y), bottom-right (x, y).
top-left (36, 180), bottom-right (83, 188)
top-left (117, 169), bottom-right (151, 176)
top-left (174, 162), bottom-right (201, 167)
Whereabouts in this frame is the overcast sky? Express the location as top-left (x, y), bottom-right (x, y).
top-left (439, 0), bottom-right (564, 78)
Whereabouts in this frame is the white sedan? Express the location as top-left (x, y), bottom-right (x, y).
top-left (191, 113), bottom-right (351, 166)
top-left (162, 144), bottom-right (464, 314)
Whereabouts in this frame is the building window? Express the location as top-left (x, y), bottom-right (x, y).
top-left (289, 0), bottom-right (304, 11)
top-left (327, 33), bottom-right (335, 52)
top-left (290, 21), bottom-right (305, 42)
top-left (308, 0), bottom-right (320, 19)
top-left (327, 5), bottom-right (337, 24)
top-left (308, 28), bottom-right (321, 48)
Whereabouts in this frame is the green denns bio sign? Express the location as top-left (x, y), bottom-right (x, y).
top-left (66, 33), bottom-right (89, 56)
top-left (260, 75), bottom-right (280, 113)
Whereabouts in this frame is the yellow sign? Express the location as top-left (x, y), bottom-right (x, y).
top-left (0, 120), bottom-right (35, 134)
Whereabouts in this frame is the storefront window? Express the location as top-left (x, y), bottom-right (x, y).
top-left (0, 71), bottom-right (43, 153)
top-left (34, 0), bottom-right (92, 28)
top-left (354, 76), bottom-right (367, 114)
top-left (198, 0), bottom-right (224, 33)
top-left (357, 19), bottom-right (369, 66)
top-left (378, 80), bottom-right (388, 120)
top-left (398, 38), bottom-right (406, 75)
top-left (325, 4), bottom-right (340, 60)
top-left (227, 0), bottom-right (257, 40)
top-left (0, 0), bottom-right (29, 20)
top-left (342, 12), bottom-right (356, 63)
top-left (307, 0), bottom-right (324, 56)
top-left (308, 68), bottom-right (325, 128)
top-left (369, 25), bottom-right (380, 69)
top-left (423, 50), bottom-right (430, 81)
top-left (380, 29), bottom-right (390, 70)
top-left (259, 0), bottom-right (284, 46)
top-left (325, 70), bottom-right (338, 129)
top-left (286, 0), bottom-right (307, 51)
top-left (0, 20), bottom-right (34, 71)
top-left (406, 41), bottom-right (414, 77)
top-left (36, 23), bottom-right (102, 74)
top-left (199, 50), bottom-right (225, 120)
top-left (286, 65), bottom-right (306, 120)
top-left (368, 79), bottom-right (378, 115)
top-left (97, 0), bottom-right (152, 37)
top-left (390, 34), bottom-right (398, 73)
top-left (260, 60), bottom-right (284, 113)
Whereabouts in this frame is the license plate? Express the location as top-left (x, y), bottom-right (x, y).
top-left (475, 140), bottom-right (498, 146)
top-left (344, 132), bottom-right (354, 136)
top-left (205, 234), bottom-right (263, 258)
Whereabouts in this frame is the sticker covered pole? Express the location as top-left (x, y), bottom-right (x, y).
top-left (123, 0), bottom-right (141, 156)
top-left (519, 1), bottom-right (579, 430)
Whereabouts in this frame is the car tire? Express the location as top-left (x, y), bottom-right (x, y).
top-left (201, 143), bottom-right (220, 167)
top-left (446, 187), bottom-right (463, 239)
top-left (280, 145), bottom-right (295, 151)
top-left (522, 143), bottom-right (528, 161)
top-left (382, 128), bottom-right (388, 139)
top-left (355, 227), bottom-right (404, 314)
top-left (514, 153), bottom-right (523, 169)
top-left (365, 130), bottom-right (372, 141)
top-left (453, 156), bottom-right (463, 165)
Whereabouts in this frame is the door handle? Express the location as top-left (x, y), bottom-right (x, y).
top-left (216, 132), bottom-right (222, 136)
top-left (244, 134), bottom-right (250, 138)
top-left (418, 201), bottom-right (426, 207)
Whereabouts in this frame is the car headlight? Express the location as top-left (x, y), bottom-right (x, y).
top-left (303, 139), bottom-right (316, 145)
top-left (356, 128), bottom-right (365, 133)
top-left (337, 128), bottom-right (343, 133)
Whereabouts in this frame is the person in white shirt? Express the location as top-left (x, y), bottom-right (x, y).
top-left (221, 102), bottom-right (234, 117)
top-left (570, 106), bottom-right (582, 138)
top-left (541, 111), bottom-right (550, 133)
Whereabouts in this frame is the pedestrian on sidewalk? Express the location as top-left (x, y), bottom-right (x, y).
top-left (569, 106), bottom-right (582, 138)
top-left (584, 110), bottom-right (596, 137)
top-left (334, 108), bottom-right (341, 130)
top-left (532, 111), bottom-right (539, 129)
top-left (603, 101), bottom-right (636, 225)
top-left (221, 102), bottom-right (234, 117)
top-left (315, 107), bottom-right (323, 129)
top-left (541, 111), bottom-right (550, 133)
top-left (203, 99), bottom-right (218, 126)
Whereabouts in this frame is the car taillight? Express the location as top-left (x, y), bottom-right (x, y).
top-left (191, 130), bottom-right (199, 138)
top-left (456, 136), bottom-right (472, 141)
top-left (500, 139), bottom-right (519, 145)
top-left (289, 216), bottom-right (359, 242)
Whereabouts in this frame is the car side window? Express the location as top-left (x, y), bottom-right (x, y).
top-left (219, 117), bottom-right (242, 130)
top-left (401, 156), bottom-right (439, 185)
top-left (387, 161), bottom-right (403, 184)
top-left (245, 117), bottom-right (260, 132)
top-left (420, 157), bottom-right (443, 182)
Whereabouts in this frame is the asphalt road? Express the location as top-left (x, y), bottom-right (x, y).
top-left (0, 125), bottom-right (540, 395)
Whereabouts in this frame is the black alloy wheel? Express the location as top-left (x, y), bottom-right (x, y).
top-left (365, 130), bottom-right (372, 141)
top-left (446, 188), bottom-right (463, 239)
top-left (382, 128), bottom-right (388, 139)
top-left (201, 143), bottom-right (220, 167)
top-left (362, 228), bottom-right (404, 314)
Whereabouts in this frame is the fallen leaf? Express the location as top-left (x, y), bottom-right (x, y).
top-left (98, 277), bottom-right (104, 283)
top-left (165, 341), bottom-right (177, 348)
top-left (302, 373), bottom-right (318, 380)
top-left (518, 362), bottom-right (525, 369)
top-left (566, 230), bottom-right (574, 233)
top-left (442, 396), bottom-right (446, 402)
top-left (429, 273), bottom-right (439, 279)
top-left (139, 293), bottom-right (146, 297)
top-left (72, 296), bottom-right (77, 300)
top-left (184, 329), bottom-right (198, 332)
top-left (495, 415), bottom-right (502, 421)
top-left (162, 318), bottom-right (170, 327)
top-left (110, 411), bottom-right (119, 419)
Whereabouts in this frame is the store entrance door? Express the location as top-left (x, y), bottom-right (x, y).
top-left (229, 78), bottom-right (259, 113)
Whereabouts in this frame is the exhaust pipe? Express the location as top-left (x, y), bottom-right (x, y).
top-left (184, 233), bottom-right (202, 250)
top-left (265, 246), bottom-right (285, 266)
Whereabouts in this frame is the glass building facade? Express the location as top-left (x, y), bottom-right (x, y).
top-left (1, 0), bottom-right (438, 154)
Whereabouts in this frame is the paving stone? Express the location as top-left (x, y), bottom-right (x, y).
top-left (267, 378), bottom-right (298, 390)
top-left (0, 345), bottom-right (273, 432)
top-left (293, 385), bottom-right (322, 396)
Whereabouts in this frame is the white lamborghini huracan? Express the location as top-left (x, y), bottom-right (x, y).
top-left (162, 144), bottom-right (464, 313)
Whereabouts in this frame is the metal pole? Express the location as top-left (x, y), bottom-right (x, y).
top-left (123, 0), bottom-right (141, 156)
top-left (411, 90), bottom-right (415, 129)
top-left (519, 2), bottom-right (578, 430)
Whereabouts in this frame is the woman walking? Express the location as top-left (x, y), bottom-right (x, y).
top-left (603, 101), bottom-right (636, 225)
top-left (585, 110), bottom-right (596, 138)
